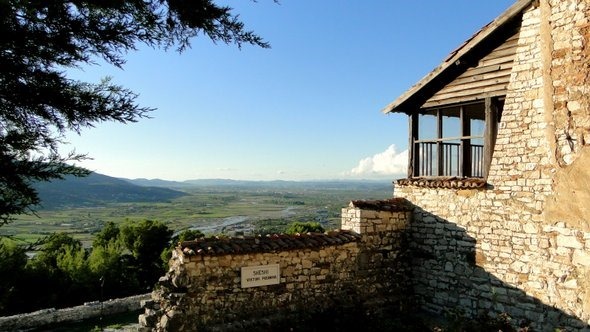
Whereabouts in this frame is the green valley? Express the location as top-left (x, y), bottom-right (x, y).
top-left (1, 174), bottom-right (393, 246)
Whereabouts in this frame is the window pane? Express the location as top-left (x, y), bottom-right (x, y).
top-left (465, 103), bottom-right (485, 137)
top-left (441, 107), bottom-right (460, 138)
top-left (470, 118), bottom-right (485, 137)
top-left (471, 137), bottom-right (484, 147)
top-left (418, 113), bottom-right (437, 140)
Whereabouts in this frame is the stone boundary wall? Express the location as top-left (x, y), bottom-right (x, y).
top-left (0, 293), bottom-right (150, 332)
top-left (139, 199), bottom-right (412, 331)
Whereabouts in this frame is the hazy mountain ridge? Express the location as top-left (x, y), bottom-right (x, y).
top-left (32, 173), bottom-right (393, 210)
top-left (34, 172), bottom-right (188, 210)
top-left (125, 177), bottom-right (393, 191)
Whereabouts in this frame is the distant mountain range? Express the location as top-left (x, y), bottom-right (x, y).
top-left (125, 177), bottom-right (393, 190)
top-left (33, 172), bottom-right (188, 210)
top-left (32, 172), bottom-right (393, 210)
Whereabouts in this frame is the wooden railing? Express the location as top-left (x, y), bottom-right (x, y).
top-left (417, 142), bottom-right (483, 177)
top-left (471, 144), bottom-right (484, 177)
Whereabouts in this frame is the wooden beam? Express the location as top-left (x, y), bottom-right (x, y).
top-left (429, 76), bottom-right (511, 96)
top-left (443, 68), bottom-right (512, 87)
top-left (460, 106), bottom-right (472, 177)
top-left (423, 89), bottom-right (508, 108)
top-left (408, 113), bottom-right (419, 178)
top-left (415, 135), bottom-right (484, 143)
top-left (437, 109), bottom-right (443, 176)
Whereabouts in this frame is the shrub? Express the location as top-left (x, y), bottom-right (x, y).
top-left (285, 222), bottom-right (325, 235)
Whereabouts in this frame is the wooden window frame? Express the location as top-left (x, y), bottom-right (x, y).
top-left (407, 97), bottom-right (501, 179)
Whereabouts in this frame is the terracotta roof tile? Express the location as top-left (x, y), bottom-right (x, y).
top-left (179, 230), bottom-right (361, 256)
top-left (395, 177), bottom-right (487, 189)
top-left (349, 197), bottom-right (413, 212)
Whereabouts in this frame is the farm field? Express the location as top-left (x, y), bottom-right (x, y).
top-left (1, 182), bottom-right (393, 246)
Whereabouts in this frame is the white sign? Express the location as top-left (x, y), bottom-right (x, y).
top-left (241, 264), bottom-right (280, 288)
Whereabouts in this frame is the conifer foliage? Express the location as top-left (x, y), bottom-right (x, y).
top-left (0, 0), bottom-right (269, 224)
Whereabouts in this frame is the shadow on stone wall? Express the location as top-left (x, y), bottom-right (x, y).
top-left (407, 204), bottom-right (590, 331)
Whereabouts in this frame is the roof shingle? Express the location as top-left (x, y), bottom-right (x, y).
top-left (179, 230), bottom-right (361, 256)
top-left (395, 177), bottom-right (487, 189)
top-left (349, 197), bottom-right (413, 212)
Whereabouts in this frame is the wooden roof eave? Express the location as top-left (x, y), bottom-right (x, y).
top-left (381, 0), bottom-right (534, 115)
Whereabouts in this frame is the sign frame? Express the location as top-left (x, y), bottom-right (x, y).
top-left (240, 264), bottom-right (280, 288)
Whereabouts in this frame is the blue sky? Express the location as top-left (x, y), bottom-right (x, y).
top-left (64, 0), bottom-right (515, 181)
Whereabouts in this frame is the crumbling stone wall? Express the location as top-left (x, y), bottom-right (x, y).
top-left (0, 294), bottom-right (149, 331)
top-left (545, 0), bottom-right (590, 231)
top-left (139, 199), bottom-right (411, 331)
top-left (394, 1), bottom-right (590, 330)
top-left (549, 0), bottom-right (590, 166)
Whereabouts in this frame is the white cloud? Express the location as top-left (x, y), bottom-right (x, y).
top-left (347, 145), bottom-right (408, 178)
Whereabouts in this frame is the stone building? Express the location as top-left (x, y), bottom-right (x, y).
top-left (385, 0), bottom-right (590, 329)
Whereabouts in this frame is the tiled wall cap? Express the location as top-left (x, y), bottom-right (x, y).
top-left (395, 177), bottom-right (487, 189)
top-left (349, 198), bottom-right (413, 212)
top-left (179, 230), bottom-right (361, 256)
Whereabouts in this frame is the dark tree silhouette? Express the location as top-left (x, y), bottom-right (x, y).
top-left (0, 0), bottom-right (270, 224)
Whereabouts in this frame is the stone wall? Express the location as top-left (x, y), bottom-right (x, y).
top-left (395, 185), bottom-right (590, 330)
top-left (545, 0), bottom-right (590, 231)
top-left (340, 199), bottom-right (412, 309)
top-left (139, 199), bottom-right (411, 331)
top-left (0, 294), bottom-right (149, 331)
top-left (548, 0), bottom-right (590, 167)
top-left (393, 1), bottom-right (590, 331)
